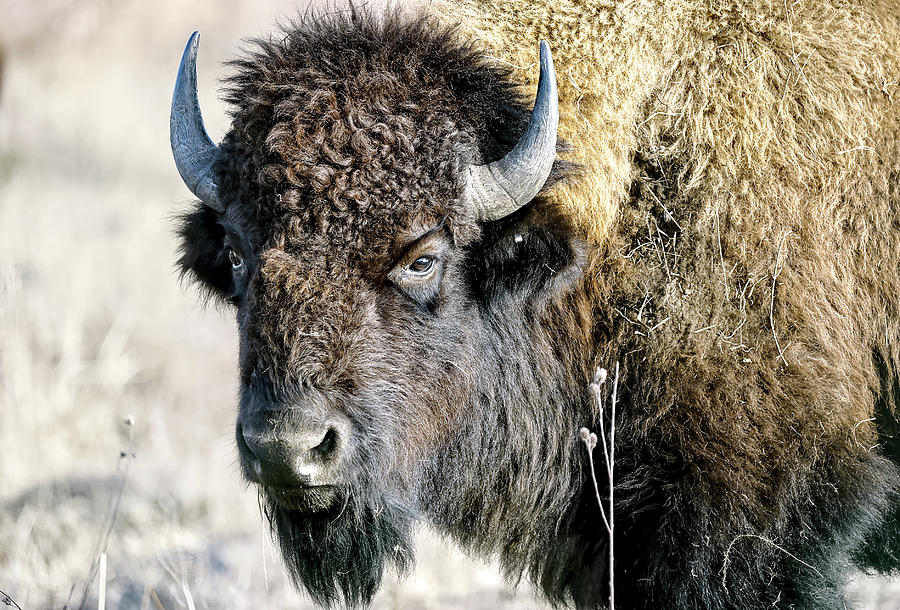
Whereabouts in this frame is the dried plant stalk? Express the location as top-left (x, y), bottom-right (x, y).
top-left (580, 361), bottom-right (620, 609)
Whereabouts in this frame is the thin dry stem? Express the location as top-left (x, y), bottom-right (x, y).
top-left (0, 589), bottom-right (23, 610)
top-left (580, 362), bottom-right (621, 610)
top-left (181, 581), bottom-right (196, 610)
top-left (140, 586), bottom-right (151, 610)
top-left (262, 525), bottom-right (270, 592)
top-left (150, 589), bottom-right (165, 610)
top-left (770, 231), bottom-right (792, 366)
top-left (608, 363), bottom-right (619, 610)
top-left (97, 553), bottom-right (106, 610)
top-left (582, 428), bottom-right (611, 532)
top-left (77, 418), bottom-right (135, 610)
top-left (721, 533), bottom-right (823, 593)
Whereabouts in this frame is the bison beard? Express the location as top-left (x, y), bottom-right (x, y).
top-left (264, 493), bottom-right (413, 607)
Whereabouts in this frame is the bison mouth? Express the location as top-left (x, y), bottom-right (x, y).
top-left (263, 484), bottom-right (341, 513)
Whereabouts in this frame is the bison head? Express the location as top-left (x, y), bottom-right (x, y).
top-left (173, 10), bottom-right (590, 607)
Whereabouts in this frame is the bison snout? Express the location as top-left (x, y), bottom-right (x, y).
top-left (238, 412), bottom-right (350, 491)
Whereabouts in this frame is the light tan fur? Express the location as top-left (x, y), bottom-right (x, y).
top-left (436, 0), bottom-right (900, 425)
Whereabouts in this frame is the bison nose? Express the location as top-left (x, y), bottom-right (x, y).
top-left (238, 415), bottom-right (349, 488)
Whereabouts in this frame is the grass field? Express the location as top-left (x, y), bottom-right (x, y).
top-left (0, 0), bottom-right (897, 607)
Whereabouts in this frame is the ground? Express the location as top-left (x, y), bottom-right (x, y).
top-left (0, 0), bottom-right (897, 607)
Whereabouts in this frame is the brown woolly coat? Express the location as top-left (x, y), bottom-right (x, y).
top-left (438, 0), bottom-right (900, 512)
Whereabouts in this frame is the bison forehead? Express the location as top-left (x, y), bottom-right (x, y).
top-left (265, 86), bottom-right (472, 204)
top-left (231, 57), bottom-right (480, 267)
top-left (215, 13), bottom-right (534, 270)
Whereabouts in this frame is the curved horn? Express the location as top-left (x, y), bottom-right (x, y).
top-left (170, 31), bottom-right (221, 211)
top-left (466, 40), bottom-right (559, 222)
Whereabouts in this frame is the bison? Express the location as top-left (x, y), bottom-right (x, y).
top-left (170, 2), bottom-right (900, 608)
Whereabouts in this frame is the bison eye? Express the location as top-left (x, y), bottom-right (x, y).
top-left (228, 248), bottom-right (244, 269)
top-left (408, 255), bottom-right (434, 275)
top-left (389, 250), bottom-right (444, 312)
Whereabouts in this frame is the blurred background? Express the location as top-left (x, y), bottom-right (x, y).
top-left (0, 0), bottom-right (897, 608)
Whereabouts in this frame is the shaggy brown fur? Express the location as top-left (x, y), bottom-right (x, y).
top-left (175, 2), bottom-right (900, 608)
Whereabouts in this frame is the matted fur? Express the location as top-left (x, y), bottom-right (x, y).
top-left (175, 2), bottom-right (900, 608)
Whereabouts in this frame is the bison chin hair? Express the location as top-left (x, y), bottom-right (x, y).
top-left (263, 489), bottom-right (415, 608)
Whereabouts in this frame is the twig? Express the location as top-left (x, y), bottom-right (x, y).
top-left (160, 553), bottom-right (198, 610)
top-left (150, 589), bottom-right (165, 610)
top-left (646, 316), bottom-right (670, 333)
top-left (77, 415), bottom-right (136, 609)
top-left (580, 362), bottom-right (621, 610)
top-left (608, 363), bottom-right (619, 610)
top-left (262, 527), bottom-right (270, 592)
top-left (98, 553), bottom-right (106, 610)
top-left (784, 0), bottom-right (796, 63)
top-left (836, 145), bottom-right (876, 155)
top-left (745, 54), bottom-right (764, 69)
top-left (581, 428), bottom-right (610, 532)
top-left (770, 232), bottom-right (792, 365)
top-left (721, 533), bottom-right (823, 593)
top-left (636, 111), bottom-right (682, 128)
top-left (636, 290), bottom-right (650, 323)
top-left (851, 417), bottom-right (877, 451)
top-left (618, 240), bottom-right (650, 260)
top-left (482, 54), bottom-right (536, 70)
top-left (0, 589), bottom-right (23, 610)
top-left (646, 216), bottom-right (672, 281)
top-left (795, 49), bottom-right (820, 108)
top-left (181, 582), bottom-right (196, 610)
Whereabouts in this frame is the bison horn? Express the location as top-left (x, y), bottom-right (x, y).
top-left (466, 40), bottom-right (559, 222)
top-left (170, 31), bottom-right (222, 211)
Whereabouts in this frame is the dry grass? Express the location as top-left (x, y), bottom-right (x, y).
top-left (0, 0), bottom-right (896, 608)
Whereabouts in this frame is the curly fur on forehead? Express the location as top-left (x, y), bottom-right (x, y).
top-left (214, 8), bottom-right (548, 265)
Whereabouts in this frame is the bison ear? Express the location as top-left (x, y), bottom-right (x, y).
top-left (467, 199), bottom-right (586, 307)
top-left (176, 203), bottom-right (232, 301)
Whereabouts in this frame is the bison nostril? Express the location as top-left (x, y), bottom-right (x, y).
top-left (238, 414), bottom-right (350, 488)
top-left (312, 428), bottom-right (338, 458)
